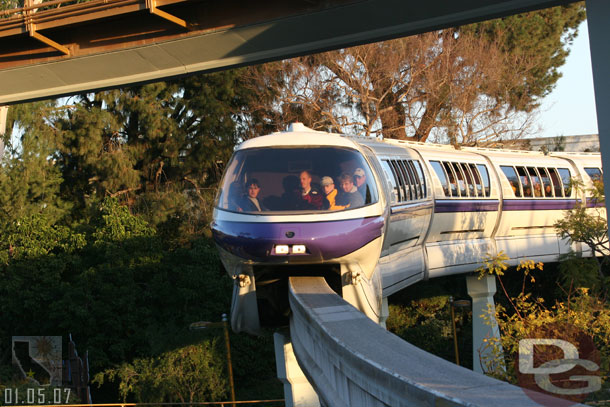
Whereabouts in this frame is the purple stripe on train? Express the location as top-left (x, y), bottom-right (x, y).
top-left (586, 198), bottom-right (605, 208)
top-left (502, 199), bottom-right (578, 211)
top-left (434, 200), bottom-right (499, 213)
top-left (211, 216), bottom-right (384, 262)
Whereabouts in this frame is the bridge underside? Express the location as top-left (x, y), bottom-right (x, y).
top-left (0, 0), bottom-right (574, 104)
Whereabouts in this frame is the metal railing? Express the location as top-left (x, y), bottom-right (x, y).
top-left (0, 0), bottom-right (95, 18)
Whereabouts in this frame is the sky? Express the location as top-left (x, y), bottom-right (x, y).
top-left (536, 20), bottom-right (598, 139)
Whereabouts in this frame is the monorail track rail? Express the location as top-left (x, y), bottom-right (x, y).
top-left (287, 276), bottom-right (582, 407)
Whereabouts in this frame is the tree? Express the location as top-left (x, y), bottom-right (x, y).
top-left (0, 102), bottom-right (70, 227)
top-left (52, 70), bottom-right (254, 232)
top-left (243, 3), bottom-right (585, 145)
top-left (555, 180), bottom-right (609, 292)
top-left (475, 253), bottom-right (610, 404)
top-left (0, 198), bottom-right (233, 381)
top-left (93, 341), bottom-right (228, 403)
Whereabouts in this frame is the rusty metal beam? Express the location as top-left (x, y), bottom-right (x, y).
top-left (146, 0), bottom-right (187, 28)
top-left (29, 29), bottom-right (70, 55)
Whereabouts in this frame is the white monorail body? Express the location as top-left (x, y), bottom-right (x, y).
top-left (211, 124), bottom-right (604, 333)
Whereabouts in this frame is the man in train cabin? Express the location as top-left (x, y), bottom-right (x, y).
top-left (297, 170), bottom-right (323, 210)
top-left (337, 172), bottom-right (365, 208)
top-left (354, 168), bottom-right (372, 204)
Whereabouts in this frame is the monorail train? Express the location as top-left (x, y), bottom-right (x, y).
top-left (211, 123), bottom-right (604, 334)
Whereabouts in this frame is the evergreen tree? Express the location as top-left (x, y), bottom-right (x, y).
top-left (53, 69), bottom-right (257, 233)
top-left (0, 102), bottom-right (69, 227)
top-left (462, 2), bottom-right (586, 110)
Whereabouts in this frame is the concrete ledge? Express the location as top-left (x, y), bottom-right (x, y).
top-left (288, 276), bottom-right (584, 407)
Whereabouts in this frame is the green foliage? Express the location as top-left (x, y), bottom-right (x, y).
top-left (386, 297), bottom-right (454, 358)
top-left (554, 179), bottom-right (609, 292)
top-left (0, 214), bottom-right (85, 264)
top-left (476, 251), bottom-right (510, 277)
top-left (487, 289), bottom-right (610, 398)
top-left (0, 199), bottom-right (255, 401)
top-left (91, 197), bottom-right (155, 244)
top-left (93, 340), bottom-right (227, 403)
top-left (52, 71), bottom-right (251, 234)
top-left (229, 331), bottom-right (283, 401)
top-left (463, 3), bottom-right (586, 109)
top-left (0, 103), bottom-right (71, 227)
top-left (557, 253), bottom-right (603, 296)
top-left (475, 252), bottom-right (610, 404)
top-left (387, 285), bottom-right (472, 366)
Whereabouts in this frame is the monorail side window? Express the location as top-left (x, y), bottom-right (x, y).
top-left (443, 162), bottom-right (458, 197)
top-left (396, 160), bottom-right (413, 201)
top-left (538, 167), bottom-right (553, 197)
top-left (452, 162), bottom-right (467, 197)
top-left (476, 164), bottom-right (490, 197)
top-left (516, 167), bottom-right (533, 197)
top-left (500, 166), bottom-right (521, 197)
top-left (549, 168), bottom-right (564, 197)
top-left (413, 160), bottom-right (427, 199)
top-left (527, 167), bottom-right (543, 197)
top-left (557, 168), bottom-right (572, 197)
top-left (405, 160), bottom-right (421, 200)
top-left (380, 160), bottom-right (400, 203)
top-left (585, 167), bottom-right (602, 182)
top-left (430, 161), bottom-right (450, 197)
top-left (460, 163), bottom-right (476, 197)
top-left (388, 160), bottom-right (404, 202)
top-left (406, 160), bottom-right (421, 200)
top-left (391, 160), bottom-right (409, 201)
top-left (469, 163), bottom-right (483, 197)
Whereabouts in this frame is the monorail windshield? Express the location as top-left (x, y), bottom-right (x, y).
top-left (216, 147), bottom-right (379, 213)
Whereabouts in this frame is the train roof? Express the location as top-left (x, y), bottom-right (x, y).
top-left (237, 124), bottom-right (601, 163)
top-left (236, 123), bottom-right (359, 150)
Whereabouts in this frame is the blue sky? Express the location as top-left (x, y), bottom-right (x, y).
top-left (536, 20), bottom-right (598, 139)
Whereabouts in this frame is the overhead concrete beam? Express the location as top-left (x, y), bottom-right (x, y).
top-left (0, 0), bottom-right (578, 104)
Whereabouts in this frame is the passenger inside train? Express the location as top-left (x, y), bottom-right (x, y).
top-left (336, 172), bottom-right (365, 208)
top-left (320, 176), bottom-right (348, 210)
top-left (236, 178), bottom-right (266, 212)
top-left (216, 147), bottom-right (378, 213)
top-left (354, 168), bottom-right (372, 204)
top-left (296, 170), bottom-right (323, 210)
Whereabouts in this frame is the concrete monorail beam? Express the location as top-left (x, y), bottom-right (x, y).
top-left (288, 276), bottom-right (584, 407)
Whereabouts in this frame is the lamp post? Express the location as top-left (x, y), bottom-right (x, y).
top-left (190, 313), bottom-right (236, 407)
top-left (449, 297), bottom-right (471, 366)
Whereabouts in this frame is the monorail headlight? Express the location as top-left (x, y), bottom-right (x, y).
top-left (273, 244), bottom-right (307, 255)
top-left (275, 245), bottom-right (290, 255)
top-left (292, 245), bottom-right (307, 254)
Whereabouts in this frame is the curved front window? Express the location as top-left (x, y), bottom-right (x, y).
top-left (216, 147), bottom-right (379, 213)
